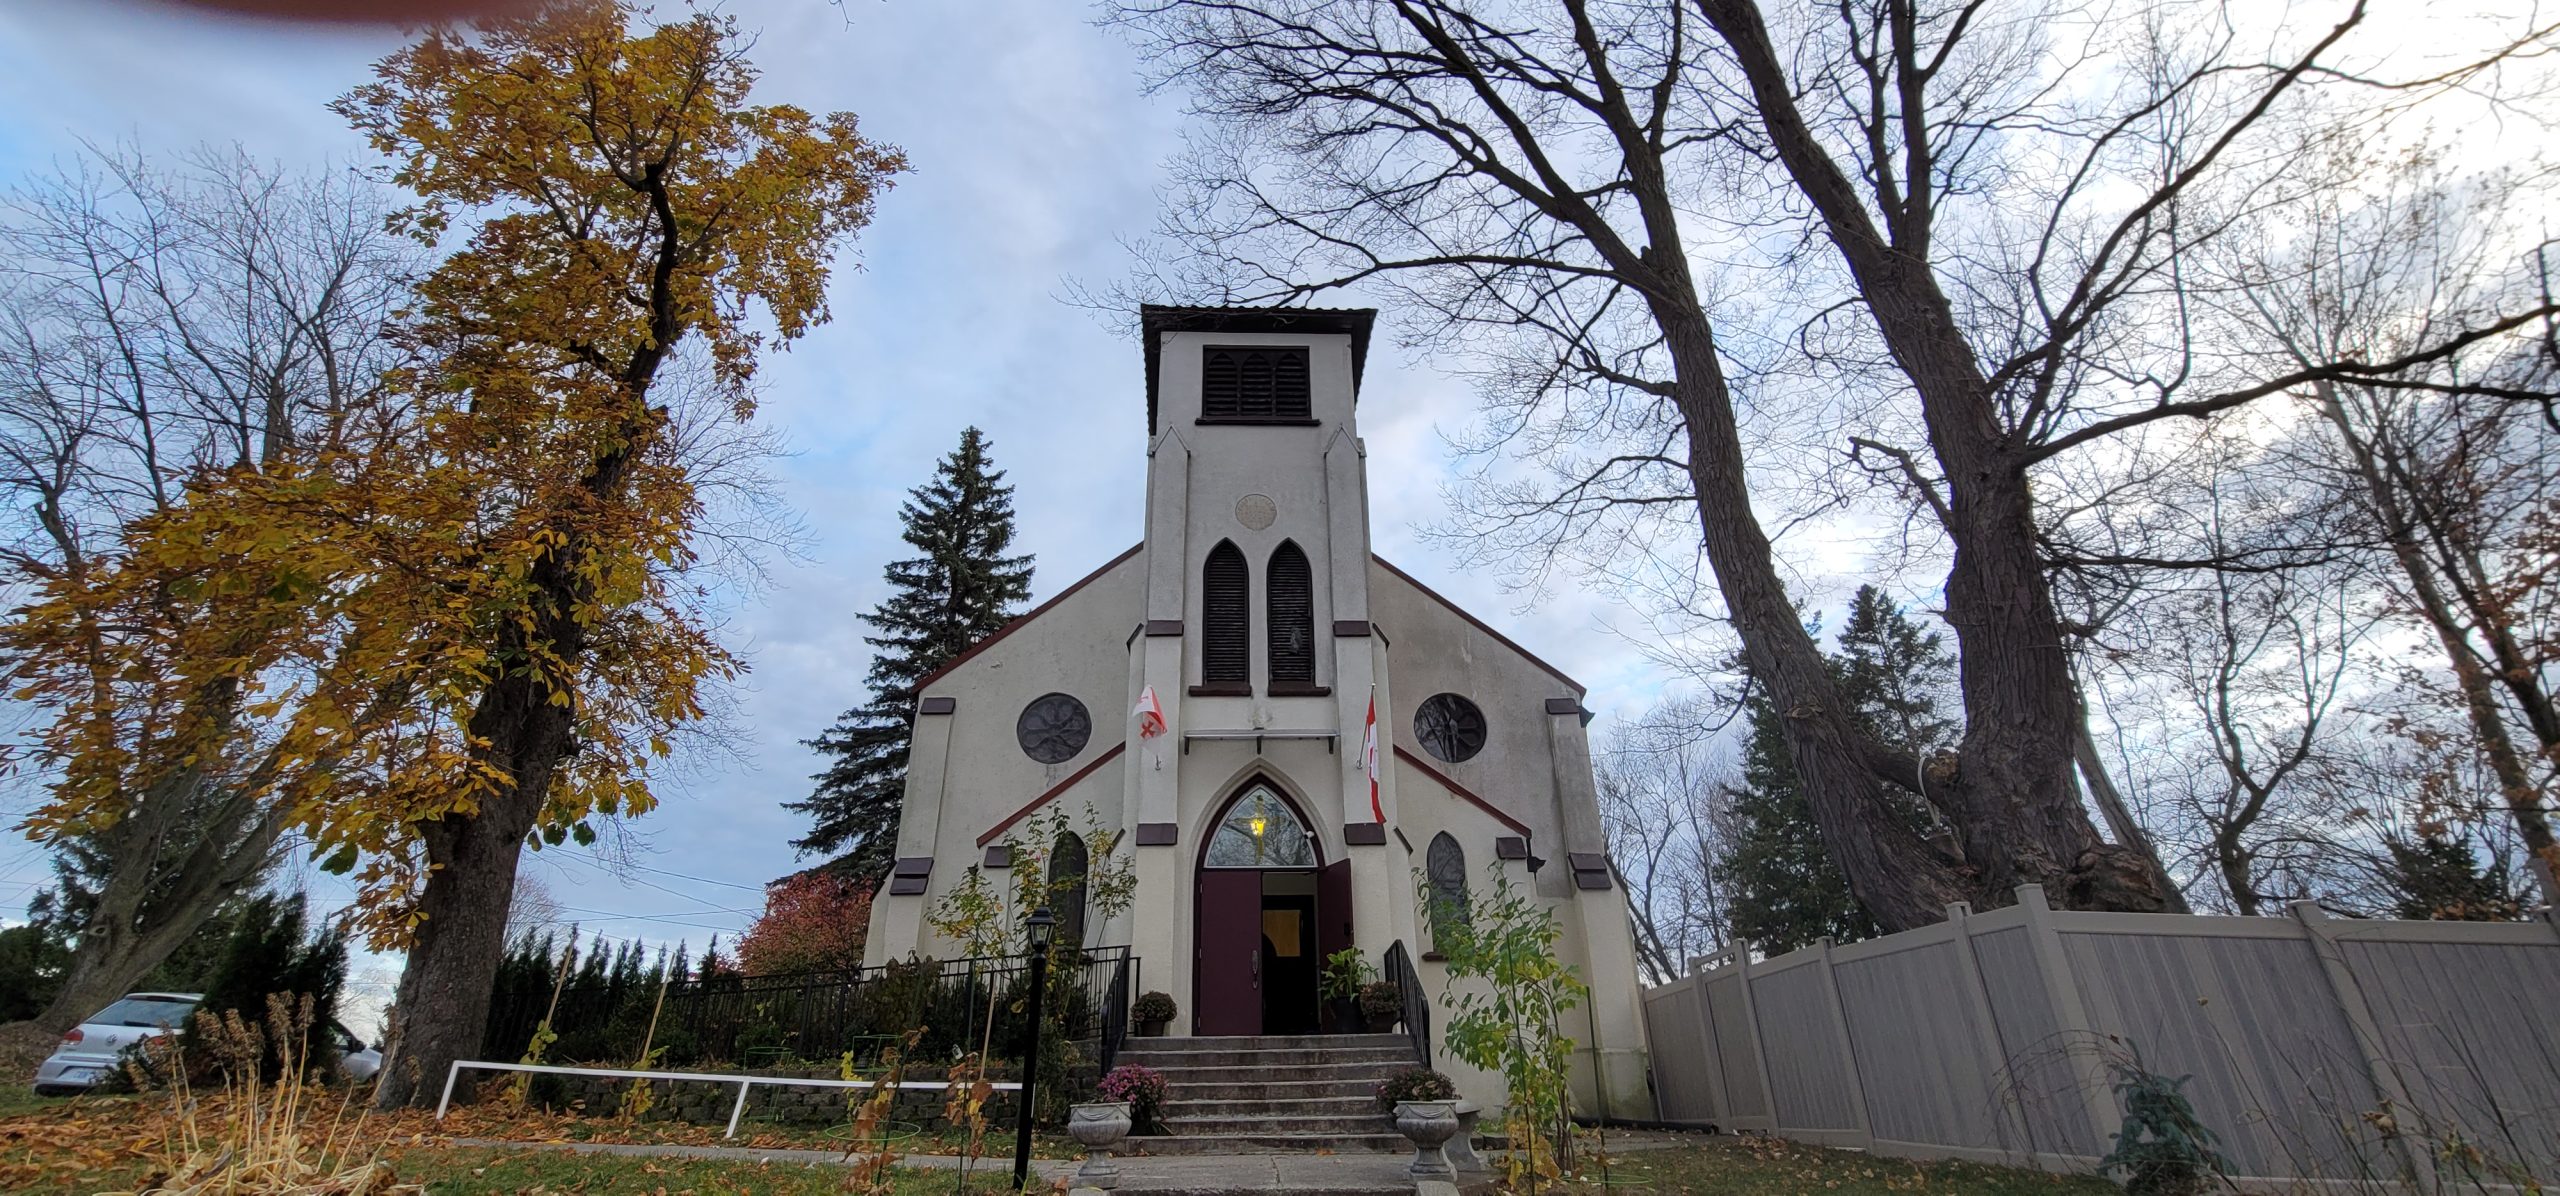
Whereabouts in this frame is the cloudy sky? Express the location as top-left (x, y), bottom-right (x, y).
top-left (0, 0), bottom-right (1707, 1024)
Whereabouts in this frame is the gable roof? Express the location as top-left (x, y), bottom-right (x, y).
top-left (1140, 305), bottom-right (1377, 434)
top-left (1373, 555), bottom-right (1586, 696)
top-left (913, 543), bottom-right (1143, 692)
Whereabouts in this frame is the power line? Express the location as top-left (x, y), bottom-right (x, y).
top-left (549, 851), bottom-right (769, 917)
top-left (564, 851), bottom-right (767, 893)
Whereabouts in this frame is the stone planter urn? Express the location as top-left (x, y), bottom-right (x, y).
top-left (1067, 1101), bottom-right (1134, 1189)
top-left (1394, 1099), bottom-right (1462, 1179)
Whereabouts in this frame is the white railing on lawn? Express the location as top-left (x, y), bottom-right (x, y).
top-left (434, 1059), bottom-right (1024, 1140)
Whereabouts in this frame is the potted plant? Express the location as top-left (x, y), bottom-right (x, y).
top-left (1132, 991), bottom-right (1177, 1037)
top-left (1358, 979), bottom-right (1404, 1033)
top-left (1097, 1063), bottom-right (1170, 1135)
top-left (1319, 947), bottom-right (1376, 1034)
top-left (1375, 1067), bottom-right (1462, 1179)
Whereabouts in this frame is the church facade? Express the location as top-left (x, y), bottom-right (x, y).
top-left (862, 305), bottom-right (1651, 1118)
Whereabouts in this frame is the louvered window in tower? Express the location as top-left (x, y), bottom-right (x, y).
top-left (1201, 540), bottom-right (1250, 691)
top-left (1200, 346), bottom-right (1311, 422)
top-left (1268, 541), bottom-right (1316, 687)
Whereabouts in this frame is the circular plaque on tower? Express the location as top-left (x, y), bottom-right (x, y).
top-left (1414, 693), bottom-right (1488, 764)
top-left (1016, 692), bottom-right (1092, 764)
top-left (1235, 493), bottom-right (1277, 530)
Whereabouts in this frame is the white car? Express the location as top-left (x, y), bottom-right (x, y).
top-left (30, 992), bottom-right (382, 1095)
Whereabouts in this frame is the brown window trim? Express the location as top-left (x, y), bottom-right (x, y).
top-left (1188, 682), bottom-right (1253, 697)
top-left (1267, 681), bottom-right (1332, 697)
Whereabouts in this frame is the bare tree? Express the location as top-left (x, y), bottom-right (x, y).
top-left (2167, 555), bottom-right (2369, 914)
top-left (2202, 140), bottom-right (2560, 898)
top-left (1109, 0), bottom-right (2557, 927)
top-left (0, 144), bottom-right (417, 1031)
top-left (1597, 700), bottom-right (1734, 981)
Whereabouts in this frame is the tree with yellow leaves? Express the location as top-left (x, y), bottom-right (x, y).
top-left (0, 144), bottom-right (419, 1035)
top-left (328, 0), bottom-right (902, 1107)
top-left (4, 0), bottom-right (899, 1106)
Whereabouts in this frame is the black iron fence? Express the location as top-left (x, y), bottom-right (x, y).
top-left (484, 946), bottom-right (1135, 1072)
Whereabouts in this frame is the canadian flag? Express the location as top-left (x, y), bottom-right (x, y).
top-left (1362, 691), bottom-right (1384, 823)
top-left (1133, 685), bottom-right (1168, 739)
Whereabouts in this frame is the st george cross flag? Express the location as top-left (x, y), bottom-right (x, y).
top-left (1362, 691), bottom-right (1384, 823)
top-left (1133, 685), bottom-right (1167, 739)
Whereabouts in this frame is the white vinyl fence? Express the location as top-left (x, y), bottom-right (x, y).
top-left (1640, 884), bottom-right (2560, 1190)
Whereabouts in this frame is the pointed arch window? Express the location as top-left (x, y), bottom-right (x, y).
top-left (1048, 833), bottom-right (1089, 947)
top-left (1202, 540), bottom-right (1249, 689)
top-left (1268, 541), bottom-right (1315, 686)
top-left (1204, 785), bottom-right (1319, 868)
top-left (1426, 832), bottom-right (1471, 942)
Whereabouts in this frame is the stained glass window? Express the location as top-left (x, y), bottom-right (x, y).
top-left (1203, 786), bottom-right (1318, 868)
top-left (1426, 832), bottom-right (1471, 940)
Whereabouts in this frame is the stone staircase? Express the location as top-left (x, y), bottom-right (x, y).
top-left (1115, 1033), bottom-right (1418, 1156)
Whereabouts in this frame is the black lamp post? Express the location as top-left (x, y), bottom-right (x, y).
top-left (1012, 906), bottom-right (1055, 1191)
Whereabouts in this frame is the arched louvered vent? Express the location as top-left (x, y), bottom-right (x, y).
top-left (1269, 541), bottom-right (1315, 684)
top-left (1201, 346), bottom-right (1311, 422)
top-left (1203, 540), bottom-right (1249, 686)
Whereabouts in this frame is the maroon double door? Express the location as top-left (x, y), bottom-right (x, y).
top-left (1194, 859), bottom-right (1351, 1036)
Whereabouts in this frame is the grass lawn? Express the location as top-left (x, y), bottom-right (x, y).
top-left (384, 1146), bottom-right (1024, 1194)
top-left (4, 1089), bottom-right (2123, 1194)
top-left (1555, 1133), bottom-right (2119, 1194)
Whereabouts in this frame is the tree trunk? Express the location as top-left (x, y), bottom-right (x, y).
top-left (2213, 822), bottom-right (2261, 916)
top-left (370, 764), bottom-right (552, 1108)
top-left (1696, 0), bottom-right (2167, 915)
top-left (31, 761), bottom-right (285, 1033)
top-left (2073, 712), bottom-right (2191, 913)
top-left (1654, 302), bottom-right (1976, 931)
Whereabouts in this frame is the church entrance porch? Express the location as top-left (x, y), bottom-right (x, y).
top-left (1192, 780), bottom-right (1351, 1037)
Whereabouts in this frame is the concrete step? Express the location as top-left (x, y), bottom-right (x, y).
top-left (1147, 1062), bottom-right (1414, 1085)
top-left (1163, 1112), bottom-right (1400, 1137)
top-left (1127, 1131), bottom-right (1413, 1156)
top-left (1121, 1033), bottom-right (1409, 1052)
top-left (1163, 1078), bottom-right (1383, 1101)
top-left (1115, 1046), bottom-right (1415, 1069)
top-left (1171, 1095), bottom-right (1386, 1118)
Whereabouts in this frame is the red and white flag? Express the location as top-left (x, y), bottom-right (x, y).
top-left (1133, 685), bottom-right (1168, 739)
top-left (1362, 691), bottom-right (1384, 823)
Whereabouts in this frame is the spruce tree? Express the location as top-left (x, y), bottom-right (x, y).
top-left (1719, 586), bottom-right (1955, 953)
top-left (787, 427), bottom-right (1034, 886)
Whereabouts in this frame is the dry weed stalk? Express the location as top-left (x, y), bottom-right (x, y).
top-left (100, 993), bottom-right (420, 1196)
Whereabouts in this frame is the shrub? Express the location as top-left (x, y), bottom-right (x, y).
top-left (1375, 1067), bottom-right (1458, 1109)
top-left (1133, 991), bottom-right (1176, 1023)
top-left (1098, 1063), bottom-right (1170, 1133)
top-left (1319, 947), bottom-right (1377, 1000)
top-left (2098, 1047), bottom-right (2230, 1196)
top-left (1358, 980), bottom-right (1403, 1024)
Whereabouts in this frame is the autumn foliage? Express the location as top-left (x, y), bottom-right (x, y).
top-left (2, 0), bottom-right (902, 1108)
top-left (736, 871), bottom-right (874, 977)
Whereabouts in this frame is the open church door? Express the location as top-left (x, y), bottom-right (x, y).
top-left (1317, 859), bottom-right (1352, 965)
top-left (1194, 869), bottom-right (1263, 1036)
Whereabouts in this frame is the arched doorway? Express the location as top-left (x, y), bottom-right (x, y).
top-left (1193, 779), bottom-right (1349, 1036)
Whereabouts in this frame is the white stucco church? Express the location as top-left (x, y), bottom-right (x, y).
top-left (862, 305), bottom-right (1650, 1117)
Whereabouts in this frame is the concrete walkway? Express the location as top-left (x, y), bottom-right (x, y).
top-left (444, 1137), bottom-right (1491, 1193)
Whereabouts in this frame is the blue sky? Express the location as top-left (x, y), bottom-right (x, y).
top-left (0, 0), bottom-right (1695, 1023)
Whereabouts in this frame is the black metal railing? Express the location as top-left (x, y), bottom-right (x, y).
top-left (1096, 953), bottom-right (1135, 1072)
top-left (1385, 939), bottom-right (1431, 1069)
top-left (484, 945), bottom-right (1136, 1071)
